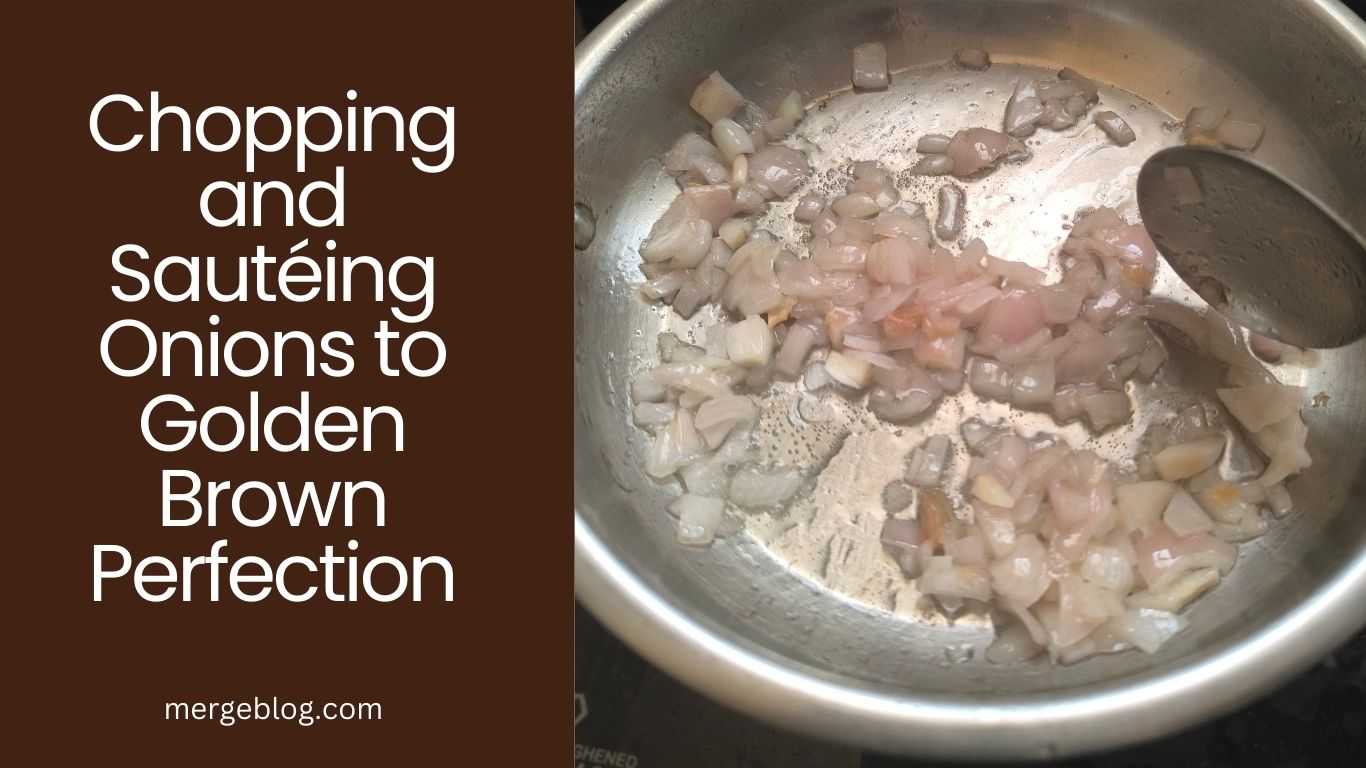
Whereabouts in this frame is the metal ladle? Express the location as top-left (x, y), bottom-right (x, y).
top-left (1137, 146), bottom-right (1366, 349)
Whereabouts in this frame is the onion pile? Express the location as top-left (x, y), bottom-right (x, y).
top-left (628, 55), bottom-right (1308, 664)
top-left (883, 397), bottom-right (1300, 663)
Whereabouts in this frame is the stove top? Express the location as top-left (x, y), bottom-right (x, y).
top-left (575, 604), bottom-right (1366, 767)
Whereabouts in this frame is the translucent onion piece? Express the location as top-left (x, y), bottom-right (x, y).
top-left (1154, 436), bottom-right (1225, 481)
top-left (728, 466), bottom-right (802, 508)
top-left (1004, 78), bottom-right (1045, 137)
top-left (1093, 111), bottom-right (1136, 146)
top-left (955, 48), bottom-right (991, 70)
top-left (917, 133), bottom-right (953, 154)
top-left (1216, 119), bottom-right (1264, 151)
top-left (689, 71), bottom-right (745, 124)
top-left (711, 118), bottom-right (756, 161)
top-left (946, 128), bottom-right (1011, 176)
top-left (640, 195), bottom-right (712, 266)
top-left (851, 42), bottom-right (889, 90)
top-left (671, 494), bottom-right (726, 546)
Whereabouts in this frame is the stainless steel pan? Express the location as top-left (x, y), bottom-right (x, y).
top-left (574, 0), bottom-right (1366, 758)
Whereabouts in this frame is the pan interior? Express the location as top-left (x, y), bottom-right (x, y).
top-left (575, 0), bottom-right (1366, 701)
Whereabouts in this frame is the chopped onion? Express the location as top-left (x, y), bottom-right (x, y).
top-left (728, 466), bottom-right (802, 508)
top-left (832, 192), bottom-right (881, 218)
top-left (972, 473), bottom-right (1015, 507)
top-left (919, 556), bottom-right (992, 602)
top-left (689, 155), bottom-right (730, 185)
top-left (1216, 383), bottom-right (1306, 433)
top-left (774, 323), bottom-right (817, 376)
top-left (986, 621), bottom-right (1041, 663)
top-left (1135, 522), bottom-right (1235, 591)
top-left (683, 183), bottom-right (735, 228)
top-left (1057, 68), bottom-right (1100, 102)
top-left (988, 255), bottom-right (1045, 287)
top-left (1093, 111), bottom-right (1136, 146)
top-left (845, 348), bottom-right (899, 369)
top-left (729, 154), bottom-right (749, 187)
top-left (1266, 483), bottom-right (1293, 518)
top-left (640, 195), bottom-right (712, 266)
top-left (1056, 576), bottom-right (1123, 648)
top-left (1118, 480), bottom-right (1177, 532)
top-left (689, 72), bottom-right (746, 124)
top-left (812, 240), bottom-right (868, 272)
top-left (969, 357), bottom-right (1012, 401)
top-left (726, 314), bottom-right (774, 367)
top-left (990, 535), bottom-right (1050, 606)
top-left (869, 387), bottom-right (935, 421)
top-left (1251, 410), bottom-right (1311, 487)
top-left (954, 48), bottom-right (991, 70)
top-left (1035, 285), bottom-right (1084, 324)
top-left (639, 269), bottom-right (688, 300)
top-left (867, 238), bottom-right (918, 286)
top-left (671, 494), bottom-right (726, 546)
top-left (631, 373), bottom-right (668, 405)
top-left (793, 194), bottom-right (824, 223)
top-left (935, 184), bottom-right (966, 240)
top-left (1082, 390), bottom-right (1132, 431)
top-left (851, 42), bottom-right (889, 90)
top-left (804, 361), bottom-right (831, 390)
top-left (711, 118), bottom-right (756, 161)
top-left (1154, 436), bottom-right (1225, 481)
top-left (946, 128), bottom-right (1011, 176)
top-left (762, 115), bottom-right (795, 141)
top-left (633, 402), bottom-right (676, 428)
top-left (908, 435), bottom-right (951, 486)
top-left (1216, 119), bottom-right (1264, 151)
top-left (824, 350), bottom-right (874, 389)
top-left (680, 460), bottom-right (728, 497)
top-left (850, 174), bottom-right (898, 208)
top-left (1004, 78), bottom-right (1045, 137)
top-left (1113, 607), bottom-right (1186, 654)
top-left (775, 90), bottom-right (805, 123)
top-left (733, 183), bottom-right (766, 214)
top-left (658, 330), bottom-right (704, 363)
top-left (1011, 359), bottom-right (1055, 407)
top-left (917, 133), bottom-right (952, 154)
top-left (717, 218), bottom-right (752, 249)
top-left (748, 145), bottom-right (811, 198)
top-left (911, 154), bottom-right (954, 176)
top-left (1056, 334), bottom-right (1122, 384)
top-left (1127, 568), bottom-right (1220, 612)
top-left (980, 289), bottom-right (1046, 344)
top-left (1183, 106), bottom-right (1227, 143)
top-left (880, 517), bottom-right (925, 577)
top-left (664, 133), bottom-right (724, 174)
top-left (651, 360), bottom-right (733, 399)
top-left (1081, 545), bottom-right (1135, 593)
top-left (695, 395), bottom-right (758, 449)
top-left (645, 410), bottom-right (702, 478)
top-left (913, 331), bottom-right (967, 371)
top-left (1163, 489), bottom-right (1215, 536)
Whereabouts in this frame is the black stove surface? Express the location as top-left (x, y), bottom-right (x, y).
top-left (575, 604), bottom-right (1366, 767)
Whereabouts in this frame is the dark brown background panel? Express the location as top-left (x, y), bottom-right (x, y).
top-left (4, 2), bottom-right (572, 763)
